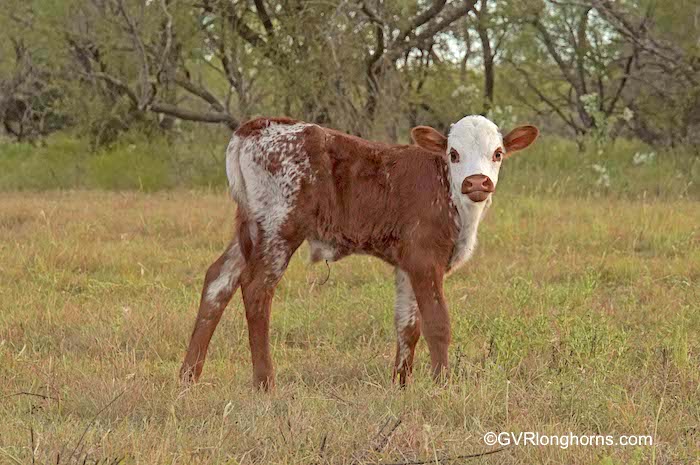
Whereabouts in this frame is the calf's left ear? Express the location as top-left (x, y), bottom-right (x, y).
top-left (411, 126), bottom-right (447, 153)
top-left (503, 125), bottom-right (539, 154)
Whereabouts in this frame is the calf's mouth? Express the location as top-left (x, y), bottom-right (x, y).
top-left (466, 191), bottom-right (491, 202)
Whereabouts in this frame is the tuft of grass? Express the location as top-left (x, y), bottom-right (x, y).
top-left (0, 191), bottom-right (697, 464)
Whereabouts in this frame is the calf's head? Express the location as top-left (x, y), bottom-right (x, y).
top-left (412, 115), bottom-right (539, 203)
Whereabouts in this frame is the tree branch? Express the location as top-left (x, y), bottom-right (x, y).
top-left (395, 0), bottom-right (447, 45)
top-left (389, 0), bottom-right (477, 59)
top-left (510, 61), bottom-right (582, 133)
top-left (225, 3), bottom-right (266, 48)
top-left (606, 50), bottom-right (636, 116)
top-left (173, 76), bottom-right (226, 113)
top-left (254, 0), bottom-right (274, 37)
top-left (116, 0), bottom-right (153, 109)
top-left (150, 101), bottom-right (238, 127)
top-left (532, 18), bottom-right (580, 92)
top-left (154, 0), bottom-right (175, 81)
top-left (87, 71), bottom-right (139, 105)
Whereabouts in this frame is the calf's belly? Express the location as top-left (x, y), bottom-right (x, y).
top-left (308, 239), bottom-right (341, 263)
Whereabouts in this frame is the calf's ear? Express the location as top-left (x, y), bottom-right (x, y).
top-left (411, 126), bottom-right (447, 153)
top-left (503, 125), bottom-right (539, 155)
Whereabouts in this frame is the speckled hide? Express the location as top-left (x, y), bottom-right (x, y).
top-left (181, 116), bottom-right (539, 389)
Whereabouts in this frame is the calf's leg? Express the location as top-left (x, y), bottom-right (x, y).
top-left (393, 269), bottom-right (421, 386)
top-left (240, 268), bottom-right (276, 390)
top-left (180, 242), bottom-right (244, 384)
top-left (408, 268), bottom-right (450, 382)
top-left (239, 237), bottom-right (302, 390)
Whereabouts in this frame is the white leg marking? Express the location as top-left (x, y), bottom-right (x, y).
top-left (395, 269), bottom-right (418, 369)
top-left (206, 243), bottom-right (244, 304)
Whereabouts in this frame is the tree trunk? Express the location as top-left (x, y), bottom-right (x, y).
top-left (476, 0), bottom-right (494, 115)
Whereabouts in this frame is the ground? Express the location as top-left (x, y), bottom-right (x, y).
top-left (0, 191), bottom-right (698, 464)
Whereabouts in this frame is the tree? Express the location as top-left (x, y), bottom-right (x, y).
top-left (1, 0), bottom-right (696, 147)
top-left (0, 3), bottom-right (65, 141)
top-left (357, 0), bottom-right (477, 137)
top-left (504, 0), bottom-right (699, 145)
top-left (470, 0), bottom-right (511, 114)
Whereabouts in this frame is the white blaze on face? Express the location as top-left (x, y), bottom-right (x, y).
top-left (446, 115), bottom-right (504, 193)
top-left (443, 115), bottom-right (502, 271)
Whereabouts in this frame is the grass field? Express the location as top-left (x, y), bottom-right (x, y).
top-left (0, 190), bottom-right (698, 464)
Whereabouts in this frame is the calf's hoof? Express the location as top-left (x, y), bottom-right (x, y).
top-left (253, 372), bottom-right (275, 391)
top-left (179, 363), bottom-right (201, 386)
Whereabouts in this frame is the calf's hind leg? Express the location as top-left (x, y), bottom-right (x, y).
top-left (180, 241), bottom-right (245, 384)
top-left (393, 269), bottom-right (421, 386)
top-left (240, 234), bottom-right (303, 390)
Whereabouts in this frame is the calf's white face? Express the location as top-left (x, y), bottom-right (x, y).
top-left (412, 115), bottom-right (539, 203)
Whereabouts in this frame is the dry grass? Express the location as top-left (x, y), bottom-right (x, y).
top-left (0, 190), bottom-right (698, 464)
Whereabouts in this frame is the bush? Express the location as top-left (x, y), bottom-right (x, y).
top-left (0, 129), bottom-right (228, 191)
top-left (499, 136), bottom-right (700, 199)
top-left (0, 130), bottom-right (698, 199)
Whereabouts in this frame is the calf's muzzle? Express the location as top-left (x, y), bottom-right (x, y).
top-left (461, 174), bottom-right (494, 202)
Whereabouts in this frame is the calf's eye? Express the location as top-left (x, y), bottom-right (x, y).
top-left (450, 148), bottom-right (460, 163)
top-left (493, 149), bottom-right (503, 162)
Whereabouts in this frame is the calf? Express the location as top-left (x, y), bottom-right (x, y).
top-left (180, 115), bottom-right (538, 389)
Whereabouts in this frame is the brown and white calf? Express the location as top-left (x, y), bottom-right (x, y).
top-left (180, 115), bottom-right (538, 389)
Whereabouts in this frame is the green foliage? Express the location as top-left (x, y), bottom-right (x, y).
top-left (1, 131), bottom-right (698, 198)
top-left (1, 0), bottom-right (698, 170)
top-left (0, 129), bottom-right (228, 191)
top-left (580, 93), bottom-right (634, 146)
top-left (0, 135), bottom-right (87, 189)
top-left (499, 135), bottom-right (700, 199)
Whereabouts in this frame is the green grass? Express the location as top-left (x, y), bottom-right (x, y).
top-left (0, 190), bottom-right (698, 464)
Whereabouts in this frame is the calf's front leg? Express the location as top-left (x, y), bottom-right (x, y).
top-left (407, 267), bottom-right (450, 381)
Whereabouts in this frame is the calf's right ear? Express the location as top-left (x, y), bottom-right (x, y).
top-left (411, 126), bottom-right (447, 153)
